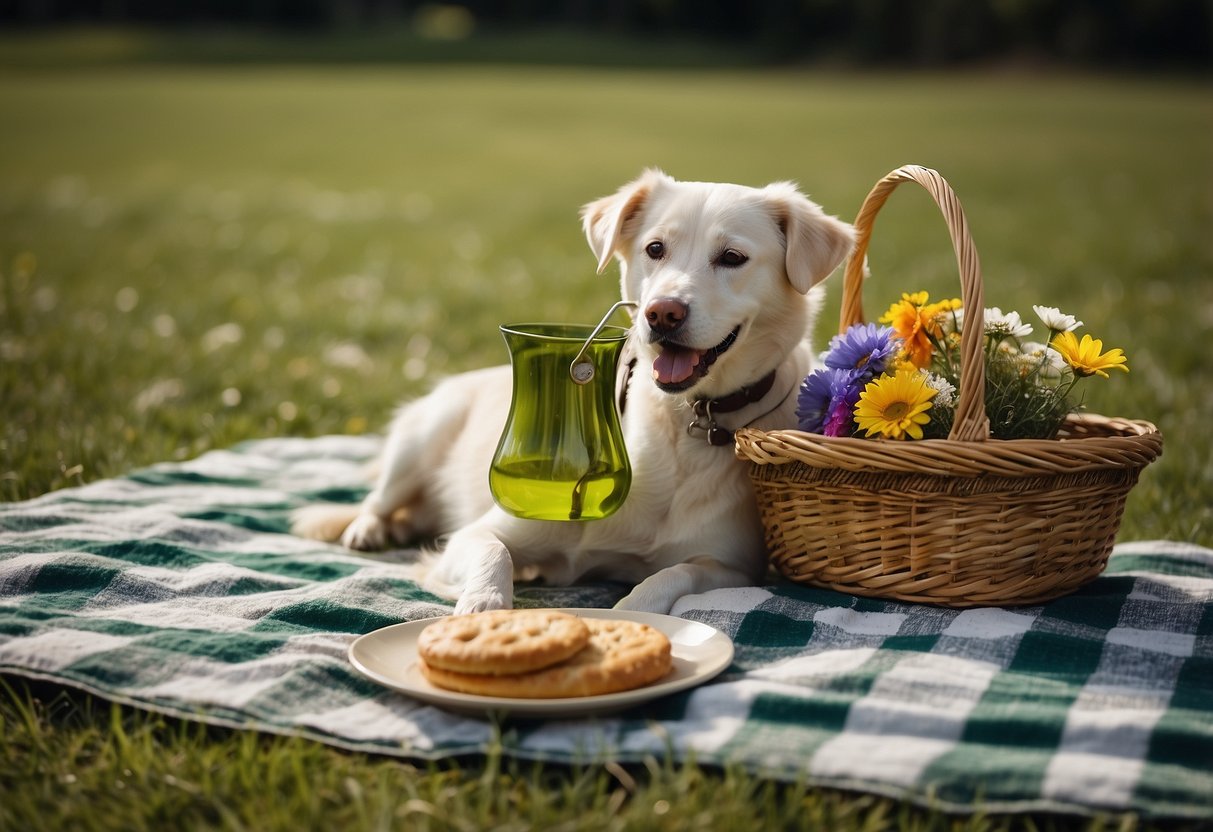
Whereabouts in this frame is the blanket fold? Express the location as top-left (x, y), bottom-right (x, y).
top-left (1, 437), bottom-right (1210, 820)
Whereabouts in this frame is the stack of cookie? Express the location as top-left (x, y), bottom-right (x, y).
top-left (417, 609), bottom-right (672, 698)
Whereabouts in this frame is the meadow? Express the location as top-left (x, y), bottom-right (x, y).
top-left (1, 43), bottom-right (1210, 830)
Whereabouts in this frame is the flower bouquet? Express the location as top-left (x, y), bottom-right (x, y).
top-left (797, 295), bottom-right (1129, 444)
top-left (734, 165), bottom-right (1162, 607)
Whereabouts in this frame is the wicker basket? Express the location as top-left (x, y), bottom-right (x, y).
top-left (734, 165), bottom-right (1163, 607)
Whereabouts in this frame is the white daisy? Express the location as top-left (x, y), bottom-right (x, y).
top-left (984, 307), bottom-right (1033, 339)
top-left (1018, 341), bottom-right (1067, 379)
top-left (1032, 305), bottom-right (1083, 333)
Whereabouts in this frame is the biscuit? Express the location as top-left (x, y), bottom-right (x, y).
top-left (419, 617), bottom-right (673, 698)
top-left (417, 609), bottom-right (591, 675)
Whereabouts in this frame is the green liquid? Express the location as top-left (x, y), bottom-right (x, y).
top-left (490, 322), bottom-right (631, 522)
top-left (490, 459), bottom-right (629, 521)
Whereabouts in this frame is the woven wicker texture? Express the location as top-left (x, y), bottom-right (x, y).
top-left (736, 164), bottom-right (1163, 607)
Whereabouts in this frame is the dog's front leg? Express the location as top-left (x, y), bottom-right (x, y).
top-left (424, 509), bottom-right (530, 615)
top-left (341, 436), bottom-right (424, 551)
top-left (449, 532), bottom-right (513, 615)
top-left (614, 557), bottom-right (758, 615)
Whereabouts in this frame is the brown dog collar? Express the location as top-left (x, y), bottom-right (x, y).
top-left (687, 369), bottom-right (779, 446)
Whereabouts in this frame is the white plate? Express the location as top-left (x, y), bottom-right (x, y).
top-left (348, 608), bottom-right (734, 718)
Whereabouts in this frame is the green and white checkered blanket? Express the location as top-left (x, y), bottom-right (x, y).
top-left (1, 437), bottom-right (1210, 820)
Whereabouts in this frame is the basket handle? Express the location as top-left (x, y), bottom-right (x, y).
top-left (839, 165), bottom-right (990, 443)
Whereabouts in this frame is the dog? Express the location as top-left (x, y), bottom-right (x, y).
top-left (292, 169), bottom-right (854, 614)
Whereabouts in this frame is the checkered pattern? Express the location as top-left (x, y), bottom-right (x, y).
top-left (1, 437), bottom-right (1210, 820)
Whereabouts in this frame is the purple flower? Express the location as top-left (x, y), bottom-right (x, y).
top-left (797, 367), bottom-right (864, 435)
top-left (822, 397), bottom-right (856, 437)
top-left (824, 323), bottom-right (897, 379)
top-left (797, 369), bottom-right (834, 433)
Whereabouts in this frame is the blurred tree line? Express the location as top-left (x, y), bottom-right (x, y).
top-left (3, 0), bottom-right (1210, 69)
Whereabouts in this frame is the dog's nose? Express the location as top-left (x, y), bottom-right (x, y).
top-left (645, 297), bottom-right (688, 334)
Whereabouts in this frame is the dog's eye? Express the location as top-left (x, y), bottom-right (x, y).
top-left (645, 241), bottom-right (665, 260)
top-left (717, 249), bottom-right (748, 268)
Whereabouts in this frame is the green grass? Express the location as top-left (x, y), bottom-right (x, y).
top-left (1, 40), bottom-right (1211, 829)
top-left (3, 679), bottom-right (1196, 832)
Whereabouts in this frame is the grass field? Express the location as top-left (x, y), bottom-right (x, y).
top-left (1, 40), bottom-right (1211, 830)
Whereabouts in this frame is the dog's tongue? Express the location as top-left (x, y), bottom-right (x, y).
top-left (653, 344), bottom-right (703, 385)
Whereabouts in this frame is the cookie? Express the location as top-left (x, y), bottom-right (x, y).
top-left (419, 617), bottom-right (673, 699)
top-left (417, 609), bottom-right (591, 676)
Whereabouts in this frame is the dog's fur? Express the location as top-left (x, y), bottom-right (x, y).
top-left (292, 169), bottom-right (854, 614)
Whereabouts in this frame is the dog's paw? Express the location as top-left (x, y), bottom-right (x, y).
top-left (454, 589), bottom-right (511, 615)
top-left (612, 590), bottom-right (676, 616)
top-left (341, 514), bottom-right (389, 551)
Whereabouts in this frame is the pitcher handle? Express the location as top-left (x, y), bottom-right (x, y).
top-left (570, 300), bottom-right (638, 384)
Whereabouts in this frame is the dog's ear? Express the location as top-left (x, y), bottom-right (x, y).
top-left (581, 169), bottom-right (669, 274)
top-left (765, 182), bottom-right (855, 294)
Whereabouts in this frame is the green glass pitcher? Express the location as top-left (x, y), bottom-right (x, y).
top-left (489, 303), bottom-right (634, 521)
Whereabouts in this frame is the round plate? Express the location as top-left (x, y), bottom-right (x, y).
top-left (348, 608), bottom-right (734, 718)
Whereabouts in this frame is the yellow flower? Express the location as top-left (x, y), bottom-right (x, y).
top-left (879, 292), bottom-right (961, 369)
top-left (853, 368), bottom-right (938, 440)
top-left (933, 297), bottom-right (963, 314)
top-left (1050, 331), bottom-right (1129, 378)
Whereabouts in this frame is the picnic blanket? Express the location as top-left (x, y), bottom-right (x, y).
top-left (1, 436), bottom-right (1210, 821)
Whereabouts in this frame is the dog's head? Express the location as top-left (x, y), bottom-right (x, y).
top-left (581, 169), bottom-right (854, 398)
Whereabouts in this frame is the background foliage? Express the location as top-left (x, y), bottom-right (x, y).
top-left (2, 1), bottom-right (1211, 70)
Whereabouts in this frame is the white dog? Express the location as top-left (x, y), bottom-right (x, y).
top-left (292, 169), bottom-right (853, 614)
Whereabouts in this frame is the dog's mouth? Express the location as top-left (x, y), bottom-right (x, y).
top-left (651, 325), bottom-right (741, 393)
